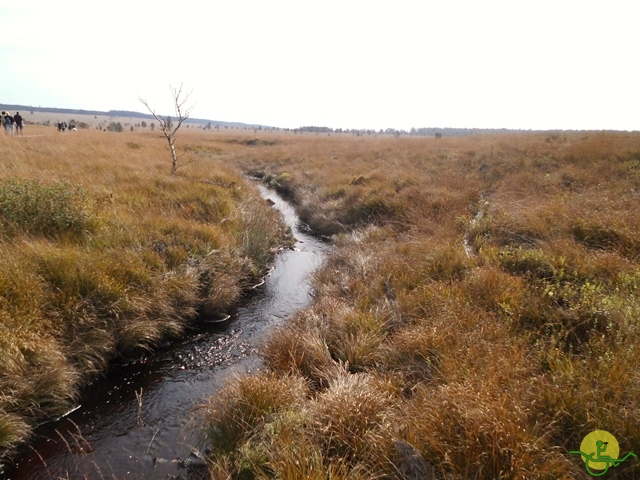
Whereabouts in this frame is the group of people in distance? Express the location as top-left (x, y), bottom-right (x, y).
top-left (57, 121), bottom-right (77, 132)
top-left (1, 111), bottom-right (24, 136)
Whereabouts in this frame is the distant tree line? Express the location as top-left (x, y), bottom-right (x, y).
top-left (293, 126), bottom-right (536, 137)
top-left (2, 104), bottom-right (604, 137)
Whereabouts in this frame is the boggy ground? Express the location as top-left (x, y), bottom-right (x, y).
top-left (202, 131), bottom-right (640, 479)
top-left (2, 127), bottom-right (640, 478)
top-left (0, 126), bottom-right (292, 468)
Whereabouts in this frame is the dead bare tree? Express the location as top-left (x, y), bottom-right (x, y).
top-left (139, 84), bottom-right (195, 175)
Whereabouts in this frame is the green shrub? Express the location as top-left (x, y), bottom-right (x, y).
top-left (0, 178), bottom-right (94, 239)
top-left (498, 246), bottom-right (559, 280)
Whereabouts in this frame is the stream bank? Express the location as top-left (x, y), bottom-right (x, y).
top-left (6, 184), bottom-right (330, 480)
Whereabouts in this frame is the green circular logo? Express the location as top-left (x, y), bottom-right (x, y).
top-left (579, 430), bottom-right (620, 472)
top-left (570, 429), bottom-right (636, 476)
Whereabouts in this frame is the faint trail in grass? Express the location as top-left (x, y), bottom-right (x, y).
top-left (462, 201), bottom-right (489, 258)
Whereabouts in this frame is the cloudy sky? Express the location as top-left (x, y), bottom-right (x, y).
top-left (1, 1), bottom-right (637, 131)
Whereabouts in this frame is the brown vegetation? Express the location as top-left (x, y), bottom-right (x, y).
top-left (3, 126), bottom-right (639, 478)
top-left (202, 131), bottom-right (640, 478)
top-left (0, 126), bottom-right (290, 464)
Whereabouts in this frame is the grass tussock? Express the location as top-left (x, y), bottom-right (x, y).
top-left (0, 127), bottom-right (290, 462)
top-left (202, 131), bottom-right (640, 479)
top-left (0, 178), bottom-right (96, 239)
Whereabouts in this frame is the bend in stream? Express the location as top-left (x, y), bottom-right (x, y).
top-left (6, 183), bottom-right (330, 480)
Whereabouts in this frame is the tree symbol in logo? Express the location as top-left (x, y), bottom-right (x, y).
top-left (570, 430), bottom-right (636, 476)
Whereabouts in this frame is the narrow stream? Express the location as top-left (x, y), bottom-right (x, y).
top-left (7, 184), bottom-right (330, 479)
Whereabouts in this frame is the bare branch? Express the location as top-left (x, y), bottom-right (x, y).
top-left (170, 83), bottom-right (196, 135)
top-left (139, 97), bottom-right (168, 131)
top-left (139, 83), bottom-right (196, 174)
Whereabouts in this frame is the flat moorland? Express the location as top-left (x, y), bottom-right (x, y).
top-left (201, 131), bottom-right (640, 479)
top-left (0, 126), bottom-right (290, 465)
top-left (2, 128), bottom-right (639, 478)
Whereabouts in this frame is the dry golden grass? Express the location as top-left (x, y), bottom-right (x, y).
top-left (0, 126), bottom-right (290, 464)
top-left (4, 127), bottom-right (640, 477)
top-left (202, 130), bottom-right (640, 479)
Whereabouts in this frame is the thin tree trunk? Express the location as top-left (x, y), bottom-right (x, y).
top-left (139, 84), bottom-right (194, 175)
top-left (169, 139), bottom-right (178, 174)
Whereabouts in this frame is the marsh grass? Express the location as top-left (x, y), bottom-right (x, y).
top-left (0, 127), bottom-right (289, 463)
top-left (0, 178), bottom-right (95, 239)
top-left (202, 130), bottom-right (640, 478)
top-left (4, 128), bottom-right (640, 477)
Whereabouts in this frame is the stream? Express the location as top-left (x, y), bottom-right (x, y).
top-left (6, 184), bottom-right (330, 479)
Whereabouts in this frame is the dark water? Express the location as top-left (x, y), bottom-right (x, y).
top-left (6, 184), bottom-right (330, 479)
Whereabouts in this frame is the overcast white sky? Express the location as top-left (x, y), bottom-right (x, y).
top-left (1, 1), bottom-right (637, 131)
